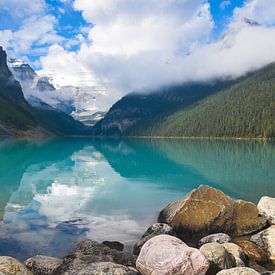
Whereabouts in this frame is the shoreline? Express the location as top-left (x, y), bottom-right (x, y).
top-left (0, 185), bottom-right (274, 274)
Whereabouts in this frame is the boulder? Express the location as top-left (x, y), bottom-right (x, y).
top-left (0, 256), bottom-right (33, 275)
top-left (136, 235), bottom-right (209, 275)
top-left (257, 197), bottom-right (275, 225)
top-left (158, 186), bottom-right (267, 240)
top-left (217, 267), bottom-right (260, 274)
top-left (55, 240), bottom-right (136, 274)
top-left (222, 243), bottom-right (247, 267)
top-left (251, 225), bottom-right (275, 264)
top-left (102, 241), bottom-right (124, 251)
top-left (24, 255), bottom-right (62, 275)
top-left (235, 240), bottom-right (268, 263)
top-left (59, 262), bottom-right (139, 275)
top-left (199, 242), bottom-right (236, 275)
top-left (133, 223), bottom-right (175, 255)
top-left (199, 233), bottom-right (232, 246)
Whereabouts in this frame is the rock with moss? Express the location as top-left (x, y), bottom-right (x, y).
top-left (235, 240), bottom-right (268, 263)
top-left (158, 185), bottom-right (267, 241)
top-left (0, 256), bottom-right (33, 275)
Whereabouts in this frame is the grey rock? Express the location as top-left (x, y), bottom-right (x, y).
top-left (55, 240), bottom-right (136, 274)
top-left (61, 262), bottom-right (139, 275)
top-left (200, 242), bottom-right (236, 275)
top-left (133, 223), bottom-right (175, 255)
top-left (217, 267), bottom-right (260, 274)
top-left (24, 255), bottom-right (63, 275)
top-left (102, 241), bottom-right (124, 251)
top-left (198, 233), bottom-right (232, 246)
top-left (251, 225), bottom-right (275, 264)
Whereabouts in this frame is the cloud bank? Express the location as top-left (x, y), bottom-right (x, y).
top-left (1, 0), bottom-right (275, 106)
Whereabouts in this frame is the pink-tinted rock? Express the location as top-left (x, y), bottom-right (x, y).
top-left (136, 235), bottom-right (209, 275)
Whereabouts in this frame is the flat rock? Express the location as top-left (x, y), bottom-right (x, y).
top-left (136, 234), bottom-right (209, 275)
top-left (60, 262), bottom-right (139, 275)
top-left (158, 185), bottom-right (267, 240)
top-left (251, 225), bottom-right (275, 264)
top-left (236, 240), bottom-right (268, 263)
top-left (133, 223), bottom-right (175, 255)
top-left (222, 243), bottom-right (247, 267)
top-left (217, 267), bottom-right (260, 274)
top-left (258, 197), bottom-right (275, 225)
top-left (199, 233), bottom-right (232, 246)
top-left (102, 241), bottom-right (124, 251)
top-left (200, 242), bottom-right (236, 275)
top-left (24, 255), bottom-right (63, 275)
top-left (0, 256), bottom-right (33, 275)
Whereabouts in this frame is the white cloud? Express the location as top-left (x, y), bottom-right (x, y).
top-left (0, 0), bottom-right (45, 21)
top-left (234, 0), bottom-right (275, 25)
top-left (10, 0), bottom-right (275, 111)
top-left (0, 15), bottom-right (63, 56)
top-left (220, 1), bottom-right (231, 10)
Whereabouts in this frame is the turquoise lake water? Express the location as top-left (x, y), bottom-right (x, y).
top-left (0, 138), bottom-right (274, 260)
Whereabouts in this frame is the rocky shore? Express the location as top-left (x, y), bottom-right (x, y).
top-left (0, 185), bottom-right (274, 275)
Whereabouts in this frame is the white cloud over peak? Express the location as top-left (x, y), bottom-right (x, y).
top-left (234, 0), bottom-right (275, 25)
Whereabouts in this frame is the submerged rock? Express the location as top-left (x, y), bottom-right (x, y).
top-left (158, 185), bottom-right (267, 240)
top-left (222, 243), bottom-right (247, 267)
top-left (136, 234), bottom-right (209, 275)
top-left (257, 197), bottom-right (275, 225)
top-left (102, 241), bottom-right (124, 251)
top-left (217, 267), bottom-right (260, 274)
top-left (198, 233), bottom-right (232, 246)
top-left (199, 242), bottom-right (236, 275)
top-left (133, 223), bottom-right (175, 255)
top-left (59, 262), bottom-right (139, 275)
top-left (235, 240), bottom-right (268, 263)
top-left (0, 256), bottom-right (33, 275)
top-left (251, 225), bottom-right (275, 264)
top-left (24, 255), bottom-right (62, 275)
top-left (55, 240), bottom-right (136, 274)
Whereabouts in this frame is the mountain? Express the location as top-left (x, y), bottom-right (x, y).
top-left (93, 80), bottom-right (234, 136)
top-left (0, 47), bottom-right (92, 137)
top-left (0, 47), bottom-right (40, 136)
top-left (94, 64), bottom-right (275, 139)
top-left (29, 96), bottom-right (93, 136)
top-left (150, 63), bottom-right (275, 138)
top-left (9, 59), bottom-right (108, 126)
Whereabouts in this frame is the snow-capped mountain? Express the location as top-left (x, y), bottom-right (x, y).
top-left (8, 58), bottom-right (108, 126)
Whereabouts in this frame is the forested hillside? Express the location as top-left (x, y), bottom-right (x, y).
top-left (150, 63), bottom-right (275, 138)
top-left (94, 63), bottom-right (275, 139)
top-left (93, 81), bottom-right (234, 136)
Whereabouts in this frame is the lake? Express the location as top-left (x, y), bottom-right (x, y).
top-left (0, 138), bottom-right (274, 260)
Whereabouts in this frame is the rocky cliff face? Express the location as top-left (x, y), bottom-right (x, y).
top-left (0, 47), bottom-right (29, 107)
